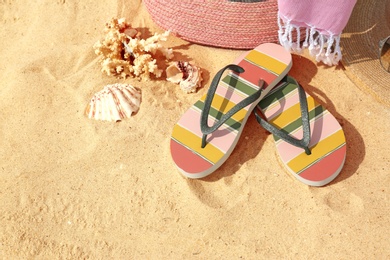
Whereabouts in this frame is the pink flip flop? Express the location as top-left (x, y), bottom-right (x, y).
top-left (170, 43), bottom-right (292, 178)
top-left (255, 76), bottom-right (347, 186)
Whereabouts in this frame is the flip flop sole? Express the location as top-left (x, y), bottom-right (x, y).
top-left (258, 80), bottom-right (347, 186)
top-left (170, 43), bottom-right (292, 178)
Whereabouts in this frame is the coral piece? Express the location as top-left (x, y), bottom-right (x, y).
top-left (86, 83), bottom-right (141, 122)
top-left (166, 61), bottom-right (203, 93)
top-left (93, 17), bottom-right (173, 79)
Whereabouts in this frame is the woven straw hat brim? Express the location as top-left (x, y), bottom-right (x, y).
top-left (143, 0), bottom-right (278, 49)
top-left (341, 0), bottom-right (390, 107)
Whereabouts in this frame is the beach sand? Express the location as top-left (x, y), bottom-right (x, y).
top-left (0, 0), bottom-right (389, 258)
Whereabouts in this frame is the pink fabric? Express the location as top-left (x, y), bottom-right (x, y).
top-left (278, 0), bottom-right (356, 35)
top-left (277, 0), bottom-right (356, 65)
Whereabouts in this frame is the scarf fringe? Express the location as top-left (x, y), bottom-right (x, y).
top-left (277, 12), bottom-right (342, 66)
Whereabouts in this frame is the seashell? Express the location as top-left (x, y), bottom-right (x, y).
top-left (166, 61), bottom-right (202, 93)
top-left (86, 83), bottom-right (141, 122)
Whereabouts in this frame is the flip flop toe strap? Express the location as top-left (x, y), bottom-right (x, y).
top-left (200, 64), bottom-right (264, 148)
top-left (255, 77), bottom-right (312, 155)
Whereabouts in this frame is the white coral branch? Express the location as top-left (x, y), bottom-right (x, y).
top-left (93, 18), bottom-right (174, 79)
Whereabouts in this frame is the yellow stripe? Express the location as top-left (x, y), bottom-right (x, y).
top-left (287, 130), bottom-right (346, 173)
top-left (245, 50), bottom-right (287, 75)
top-left (199, 94), bottom-right (247, 123)
top-left (270, 96), bottom-right (317, 128)
top-left (171, 124), bottom-right (224, 164)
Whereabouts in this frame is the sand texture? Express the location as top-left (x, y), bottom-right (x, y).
top-left (0, 0), bottom-right (389, 259)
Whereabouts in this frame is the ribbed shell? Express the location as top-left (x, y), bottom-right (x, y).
top-left (86, 83), bottom-right (141, 122)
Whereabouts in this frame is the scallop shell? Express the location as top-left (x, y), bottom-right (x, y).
top-left (86, 83), bottom-right (141, 122)
top-left (166, 61), bottom-right (202, 93)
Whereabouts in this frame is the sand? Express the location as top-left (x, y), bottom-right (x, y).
top-left (0, 0), bottom-right (389, 259)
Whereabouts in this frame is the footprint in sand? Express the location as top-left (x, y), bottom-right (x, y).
top-left (315, 189), bottom-right (365, 214)
top-left (186, 176), bottom-right (252, 209)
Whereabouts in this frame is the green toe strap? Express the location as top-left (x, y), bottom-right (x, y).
top-left (254, 76), bottom-right (312, 155)
top-left (200, 64), bottom-right (264, 148)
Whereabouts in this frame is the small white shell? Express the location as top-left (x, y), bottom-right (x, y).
top-left (86, 83), bottom-right (141, 122)
top-left (166, 61), bottom-right (202, 93)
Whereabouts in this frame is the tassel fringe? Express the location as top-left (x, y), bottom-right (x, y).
top-left (278, 12), bottom-right (342, 66)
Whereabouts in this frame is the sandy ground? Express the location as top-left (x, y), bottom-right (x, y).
top-left (0, 0), bottom-right (389, 259)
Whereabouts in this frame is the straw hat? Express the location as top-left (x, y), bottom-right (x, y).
top-left (143, 0), bottom-right (279, 49)
top-left (341, 0), bottom-right (390, 107)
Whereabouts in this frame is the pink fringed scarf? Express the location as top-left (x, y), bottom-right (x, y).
top-left (278, 0), bottom-right (356, 65)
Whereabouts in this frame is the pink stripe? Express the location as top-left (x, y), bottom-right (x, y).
top-left (214, 83), bottom-right (257, 116)
top-left (178, 108), bottom-right (237, 152)
top-left (215, 84), bottom-right (251, 110)
top-left (233, 43), bottom-right (292, 66)
top-left (276, 113), bottom-right (342, 163)
top-left (255, 43), bottom-right (292, 65)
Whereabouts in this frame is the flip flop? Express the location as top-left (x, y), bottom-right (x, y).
top-left (170, 43), bottom-right (292, 178)
top-left (255, 76), bottom-right (347, 186)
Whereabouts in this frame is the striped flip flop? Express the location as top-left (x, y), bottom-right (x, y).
top-left (255, 76), bottom-right (347, 186)
top-left (170, 43), bottom-right (292, 178)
